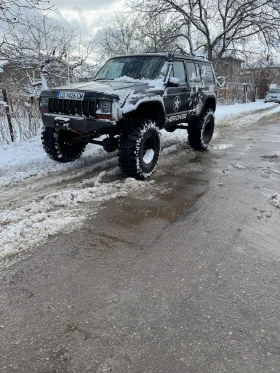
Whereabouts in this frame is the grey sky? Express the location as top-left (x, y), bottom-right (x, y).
top-left (53, 0), bottom-right (121, 13)
top-left (51, 0), bottom-right (123, 34)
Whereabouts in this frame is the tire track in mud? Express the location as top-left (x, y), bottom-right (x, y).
top-left (0, 132), bottom-right (190, 212)
top-left (0, 155), bottom-right (119, 210)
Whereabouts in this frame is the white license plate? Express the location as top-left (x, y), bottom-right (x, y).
top-left (57, 91), bottom-right (85, 100)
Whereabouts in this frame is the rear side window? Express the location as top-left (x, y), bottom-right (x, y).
top-left (172, 61), bottom-right (186, 84)
top-left (186, 62), bottom-right (200, 84)
top-left (200, 64), bottom-right (215, 84)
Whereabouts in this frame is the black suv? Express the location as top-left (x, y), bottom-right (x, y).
top-left (39, 53), bottom-right (217, 179)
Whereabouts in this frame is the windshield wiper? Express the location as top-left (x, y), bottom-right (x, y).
top-left (93, 78), bottom-right (114, 81)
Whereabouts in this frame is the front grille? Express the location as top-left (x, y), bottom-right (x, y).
top-left (48, 98), bottom-right (96, 117)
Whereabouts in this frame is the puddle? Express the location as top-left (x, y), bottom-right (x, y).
top-left (110, 172), bottom-right (209, 227)
top-left (87, 146), bottom-right (214, 236)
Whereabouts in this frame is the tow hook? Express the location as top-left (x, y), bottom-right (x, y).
top-left (54, 117), bottom-right (70, 129)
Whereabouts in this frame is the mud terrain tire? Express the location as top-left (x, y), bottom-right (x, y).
top-left (41, 127), bottom-right (86, 163)
top-left (118, 120), bottom-right (160, 180)
top-left (188, 109), bottom-right (215, 150)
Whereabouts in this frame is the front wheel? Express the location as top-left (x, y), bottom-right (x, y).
top-left (41, 127), bottom-right (86, 163)
top-left (118, 120), bottom-right (160, 180)
top-left (188, 109), bottom-right (215, 150)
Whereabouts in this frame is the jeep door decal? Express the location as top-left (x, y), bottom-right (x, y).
top-left (173, 96), bottom-right (181, 111)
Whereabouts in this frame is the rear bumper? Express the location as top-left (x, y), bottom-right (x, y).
top-left (42, 113), bottom-right (116, 133)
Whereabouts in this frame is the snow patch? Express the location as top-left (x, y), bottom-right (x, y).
top-left (0, 101), bottom-right (9, 108)
top-left (232, 164), bottom-right (246, 169)
top-left (271, 194), bottom-right (280, 208)
top-left (0, 172), bottom-right (155, 259)
top-left (215, 100), bottom-right (278, 121)
top-left (54, 117), bottom-right (70, 122)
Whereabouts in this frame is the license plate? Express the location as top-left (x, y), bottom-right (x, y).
top-left (57, 91), bottom-right (85, 100)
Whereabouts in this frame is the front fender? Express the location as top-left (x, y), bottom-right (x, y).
top-left (122, 93), bottom-right (165, 115)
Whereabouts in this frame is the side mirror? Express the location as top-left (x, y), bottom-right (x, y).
top-left (168, 77), bottom-right (179, 87)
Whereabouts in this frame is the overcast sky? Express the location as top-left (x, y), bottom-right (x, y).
top-left (51, 0), bottom-right (123, 34)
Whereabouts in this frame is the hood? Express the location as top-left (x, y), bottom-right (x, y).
top-left (40, 79), bottom-right (165, 110)
top-left (53, 80), bottom-right (155, 93)
top-left (42, 78), bottom-right (165, 98)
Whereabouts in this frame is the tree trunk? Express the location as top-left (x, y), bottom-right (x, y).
top-left (2, 89), bottom-right (14, 142)
top-left (208, 46), bottom-right (213, 61)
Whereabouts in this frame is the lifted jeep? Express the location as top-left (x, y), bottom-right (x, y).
top-left (39, 52), bottom-right (217, 179)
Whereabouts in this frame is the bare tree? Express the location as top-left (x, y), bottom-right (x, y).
top-left (96, 10), bottom-right (185, 58)
top-left (243, 54), bottom-right (280, 101)
top-left (0, 0), bottom-right (53, 25)
top-left (95, 13), bottom-right (141, 58)
top-left (0, 9), bottom-right (97, 143)
top-left (1, 11), bottom-right (95, 90)
top-left (127, 0), bottom-right (280, 60)
top-left (137, 11), bottom-right (187, 52)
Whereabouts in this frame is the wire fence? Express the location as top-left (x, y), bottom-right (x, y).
top-left (217, 87), bottom-right (254, 106)
top-left (0, 96), bottom-right (42, 144)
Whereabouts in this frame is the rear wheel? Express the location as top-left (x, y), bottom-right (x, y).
top-left (118, 120), bottom-right (160, 180)
top-left (188, 109), bottom-right (215, 150)
top-left (41, 127), bottom-right (86, 163)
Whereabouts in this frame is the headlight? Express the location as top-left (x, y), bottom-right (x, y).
top-left (40, 97), bottom-right (49, 107)
top-left (99, 101), bottom-right (111, 114)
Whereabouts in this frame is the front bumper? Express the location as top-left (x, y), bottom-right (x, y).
top-left (42, 113), bottom-right (116, 133)
top-left (265, 98), bottom-right (280, 103)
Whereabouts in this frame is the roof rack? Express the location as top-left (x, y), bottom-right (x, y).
top-left (195, 55), bottom-right (207, 59)
top-left (142, 50), bottom-right (208, 61)
top-left (145, 50), bottom-right (193, 56)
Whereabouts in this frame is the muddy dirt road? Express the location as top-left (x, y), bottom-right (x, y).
top-left (1, 110), bottom-right (280, 372)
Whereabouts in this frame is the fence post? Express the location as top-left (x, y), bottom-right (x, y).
top-left (2, 88), bottom-right (14, 142)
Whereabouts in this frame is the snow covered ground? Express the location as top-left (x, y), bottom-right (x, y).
top-left (215, 100), bottom-right (277, 120)
top-left (1, 100), bottom-right (280, 260)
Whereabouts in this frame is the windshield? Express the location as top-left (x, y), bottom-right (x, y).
top-left (95, 56), bottom-right (166, 81)
top-left (269, 89), bottom-right (280, 93)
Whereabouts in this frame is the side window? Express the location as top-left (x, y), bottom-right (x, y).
top-left (172, 61), bottom-right (186, 84)
top-left (186, 62), bottom-right (200, 84)
top-left (200, 64), bottom-right (215, 84)
top-left (195, 64), bottom-right (201, 79)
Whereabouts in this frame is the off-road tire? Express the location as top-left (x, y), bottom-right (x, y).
top-left (41, 127), bottom-right (86, 163)
top-left (188, 109), bottom-right (215, 150)
top-left (118, 120), bottom-right (160, 180)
